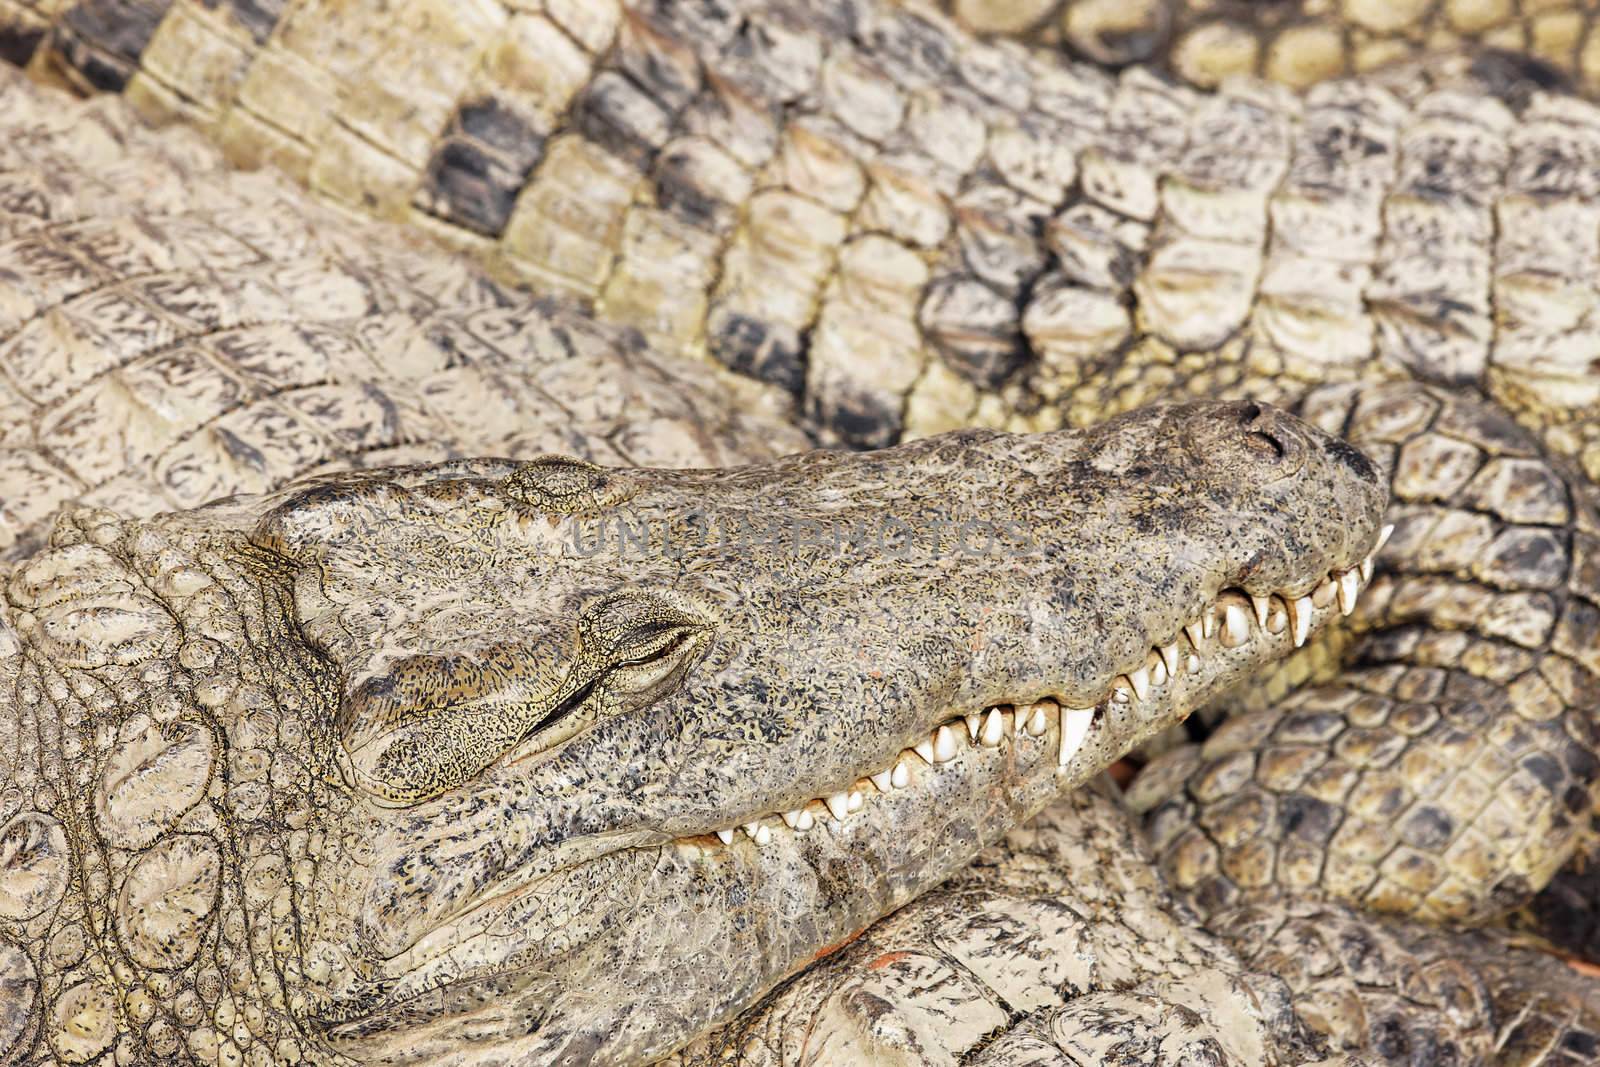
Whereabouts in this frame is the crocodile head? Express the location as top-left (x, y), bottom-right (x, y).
top-left (0, 401), bottom-right (1384, 1065)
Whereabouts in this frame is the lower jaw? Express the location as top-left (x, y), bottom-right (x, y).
top-left (333, 691), bottom-right (1204, 1065)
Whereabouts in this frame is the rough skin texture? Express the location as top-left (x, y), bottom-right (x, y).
top-left (3, 0), bottom-right (1599, 483)
top-left (943, 0), bottom-right (1600, 94)
top-left (2, 1), bottom-right (1600, 1065)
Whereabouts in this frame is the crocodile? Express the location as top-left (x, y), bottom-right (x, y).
top-left (0, 73), bottom-right (1390, 1062)
top-left (4, 0), bottom-right (1599, 480)
top-left (2, 0), bottom-right (1600, 1064)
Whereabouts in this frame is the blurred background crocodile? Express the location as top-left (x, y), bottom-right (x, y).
top-left (2, 0), bottom-right (1600, 1064)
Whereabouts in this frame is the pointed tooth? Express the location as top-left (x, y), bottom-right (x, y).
top-left (1360, 554), bottom-right (1375, 583)
top-left (1158, 643), bottom-right (1179, 676)
top-left (913, 739), bottom-right (935, 764)
top-left (1112, 685), bottom-right (1130, 704)
top-left (1184, 620), bottom-right (1205, 649)
top-left (1059, 708), bottom-right (1095, 766)
top-left (756, 824), bottom-right (772, 845)
top-left (1337, 569), bottom-right (1359, 616)
top-left (1026, 704), bottom-right (1048, 736)
top-left (1288, 595), bottom-right (1313, 648)
top-left (847, 790), bottom-right (864, 812)
top-left (1267, 605), bottom-right (1287, 634)
top-left (1312, 577), bottom-right (1336, 608)
top-left (964, 714), bottom-right (981, 741)
top-left (1127, 666), bottom-right (1151, 701)
top-left (869, 769), bottom-right (894, 793)
top-left (1185, 653), bottom-right (1200, 674)
top-left (716, 829), bottom-right (734, 845)
top-left (1221, 602), bottom-right (1252, 648)
top-left (1375, 522), bottom-right (1394, 554)
top-left (796, 808), bottom-right (814, 831)
top-left (1149, 652), bottom-right (1168, 687)
top-left (825, 792), bottom-right (851, 820)
top-left (891, 760), bottom-right (910, 789)
top-left (1202, 607), bottom-right (1218, 639)
top-left (932, 723), bottom-right (959, 762)
top-left (782, 809), bottom-right (803, 828)
top-left (980, 707), bottom-right (1005, 746)
top-left (1250, 593), bottom-right (1271, 628)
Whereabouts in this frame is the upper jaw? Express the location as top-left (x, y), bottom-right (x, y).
top-left (298, 402), bottom-right (1388, 1056)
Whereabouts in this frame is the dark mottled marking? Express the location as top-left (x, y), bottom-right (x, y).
top-left (418, 141), bottom-right (523, 236)
top-left (1278, 795), bottom-right (1338, 845)
top-left (214, 427), bottom-right (267, 472)
top-left (708, 312), bottom-right (805, 395)
top-left (455, 98), bottom-right (545, 173)
top-left (810, 389), bottom-right (901, 451)
top-left (1467, 48), bottom-right (1572, 111)
top-left (1398, 806), bottom-right (1454, 851)
top-left (199, 0), bottom-right (285, 44)
top-left (55, 0), bottom-right (172, 89)
top-left (575, 71), bottom-right (671, 168)
top-left (0, 22), bottom-right (46, 67)
top-left (1522, 752), bottom-right (1566, 793)
top-left (417, 101), bottom-right (545, 237)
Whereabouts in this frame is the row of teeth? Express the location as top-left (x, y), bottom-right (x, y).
top-left (707, 527), bottom-right (1390, 849)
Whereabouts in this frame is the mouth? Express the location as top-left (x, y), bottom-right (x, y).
top-left (689, 526), bottom-right (1392, 850)
top-left (339, 524), bottom-right (1392, 1053)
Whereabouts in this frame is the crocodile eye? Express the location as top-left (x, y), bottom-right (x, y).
top-left (339, 592), bottom-right (711, 806)
top-left (581, 592), bottom-right (710, 706)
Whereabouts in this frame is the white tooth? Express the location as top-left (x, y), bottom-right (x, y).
top-left (796, 808), bottom-right (814, 831)
top-left (1184, 620), bottom-right (1205, 649)
top-left (1185, 653), bottom-right (1200, 674)
top-left (782, 809), bottom-right (803, 828)
top-left (1221, 603), bottom-right (1251, 648)
top-left (1360, 554), bottom-right (1375, 583)
top-left (1312, 577), bottom-right (1336, 608)
top-left (744, 822), bottom-right (771, 846)
top-left (932, 724), bottom-right (959, 762)
top-left (1337, 569), bottom-right (1359, 616)
top-left (891, 760), bottom-right (911, 789)
top-left (913, 739), bottom-right (935, 764)
top-left (1375, 522), bottom-right (1395, 554)
top-left (825, 792), bottom-right (851, 820)
top-left (1288, 595), bottom-right (1313, 648)
top-left (847, 790), bottom-right (864, 812)
top-left (1149, 655), bottom-right (1168, 687)
top-left (1026, 704), bottom-right (1048, 736)
top-left (1158, 643), bottom-right (1179, 676)
top-left (1059, 707), bottom-right (1095, 766)
top-left (716, 829), bottom-right (734, 845)
top-left (965, 714), bottom-right (981, 741)
top-left (1127, 667), bottom-right (1150, 701)
top-left (980, 707), bottom-right (1005, 746)
top-left (1112, 686), bottom-right (1130, 704)
top-left (1250, 593), bottom-right (1271, 629)
top-left (869, 769), bottom-right (894, 793)
top-left (1202, 607), bottom-right (1218, 639)
top-left (1267, 607), bottom-right (1287, 634)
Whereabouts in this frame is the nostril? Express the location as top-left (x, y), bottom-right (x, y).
top-left (1239, 401), bottom-right (1262, 423)
top-left (1245, 430), bottom-right (1286, 460)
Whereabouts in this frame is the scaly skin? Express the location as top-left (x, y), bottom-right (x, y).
top-left (3, 4), bottom-right (1600, 1065)
top-left (3, 0), bottom-right (1599, 483)
top-left (942, 0), bottom-right (1600, 94)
